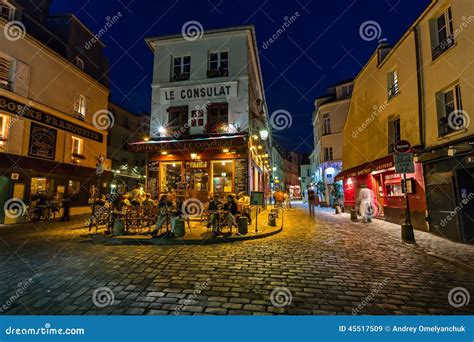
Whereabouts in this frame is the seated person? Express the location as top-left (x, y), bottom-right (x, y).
top-left (223, 194), bottom-right (238, 228)
top-left (207, 194), bottom-right (222, 232)
top-left (142, 193), bottom-right (155, 208)
top-left (151, 194), bottom-right (174, 236)
top-left (122, 194), bottom-right (132, 207)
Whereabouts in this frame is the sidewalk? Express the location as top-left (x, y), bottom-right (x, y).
top-left (311, 204), bottom-right (474, 271)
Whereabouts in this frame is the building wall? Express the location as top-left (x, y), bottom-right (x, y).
top-left (343, 36), bottom-right (421, 170)
top-left (0, 19), bottom-right (109, 170)
top-left (149, 32), bottom-right (251, 137)
top-left (418, 0), bottom-right (474, 147)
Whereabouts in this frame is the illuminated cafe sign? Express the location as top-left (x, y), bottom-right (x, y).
top-left (160, 82), bottom-right (238, 103)
top-left (0, 95), bottom-right (103, 142)
top-left (131, 136), bottom-right (246, 153)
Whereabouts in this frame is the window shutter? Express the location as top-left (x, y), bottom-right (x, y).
top-left (0, 56), bottom-right (11, 86)
top-left (73, 94), bottom-right (80, 113)
top-left (435, 92), bottom-right (445, 136)
top-left (13, 60), bottom-right (30, 97)
top-left (428, 19), bottom-right (439, 50)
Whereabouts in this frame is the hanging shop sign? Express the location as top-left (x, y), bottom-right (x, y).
top-left (160, 82), bottom-right (238, 103)
top-left (0, 95), bottom-right (103, 142)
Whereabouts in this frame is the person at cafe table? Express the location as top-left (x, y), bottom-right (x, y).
top-left (207, 193), bottom-right (222, 233)
top-left (151, 194), bottom-right (173, 237)
top-left (223, 194), bottom-right (238, 230)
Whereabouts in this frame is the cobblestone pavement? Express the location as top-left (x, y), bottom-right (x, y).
top-left (1, 204), bottom-right (473, 315)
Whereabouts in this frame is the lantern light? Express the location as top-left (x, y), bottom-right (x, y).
top-left (259, 129), bottom-right (269, 140)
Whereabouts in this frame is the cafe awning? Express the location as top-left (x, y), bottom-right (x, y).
top-left (335, 155), bottom-right (394, 181)
top-left (129, 134), bottom-right (247, 153)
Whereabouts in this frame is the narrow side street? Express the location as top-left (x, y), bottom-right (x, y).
top-left (1, 203), bottom-right (473, 315)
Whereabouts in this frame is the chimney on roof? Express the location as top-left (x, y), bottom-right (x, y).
top-left (377, 38), bottom-right (391, 65)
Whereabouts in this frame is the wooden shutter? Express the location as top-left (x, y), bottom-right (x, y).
top-left (0, 57), bottom-right (11, 86)
top-left (13, 60), bottom-right (30, 97)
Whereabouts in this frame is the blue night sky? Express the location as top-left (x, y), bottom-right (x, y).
top-left (50, 0), bottom-right (431, 153)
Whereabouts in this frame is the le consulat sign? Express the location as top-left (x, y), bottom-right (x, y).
top-left (160, 81), bottom-right (238, 103)
top-left (0, 95), bottom-right (103, 142)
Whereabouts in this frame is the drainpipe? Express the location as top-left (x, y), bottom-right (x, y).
top-left (414, 26), bottom-right (425, 149)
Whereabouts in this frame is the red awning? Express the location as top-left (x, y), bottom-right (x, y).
top-left (335, 156), bottom-right (394, 181)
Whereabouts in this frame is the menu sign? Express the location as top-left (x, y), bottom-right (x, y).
top-left (234, 158), bottom-right (248, 194)
top-left (28, 122), bottom-right (57, 160)
top-left (0, 95), bottom-right (103, 142)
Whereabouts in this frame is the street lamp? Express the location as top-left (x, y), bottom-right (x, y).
top-left (259, 129), bottom-right (269, 140)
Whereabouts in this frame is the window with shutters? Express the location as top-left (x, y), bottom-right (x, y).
top-left (436, 84), bottom-right (464, 136)
top-left (0, 2), bottom-right (15, 20)
top-left (387, 70), bottom-right (399, 99)
top-left (324, 147), bottom-right (333, 162)
top-left (322, 113), bottom-right (331, 135)
top-left (0, 114), bottom-right (9, 150)
top-left (431, 7), bottom-right (455, 60)
top-left (388, 117), bottom-right (401, 153)
top-left (0, 56), bottom-right (12, 90)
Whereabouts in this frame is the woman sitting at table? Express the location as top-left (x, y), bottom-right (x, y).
top-left (207, 193), bottom-right (222, 233)
top-left (223, 194), bottom-right (238, 229)
top-left (151, 194), bottom-right (173, 237)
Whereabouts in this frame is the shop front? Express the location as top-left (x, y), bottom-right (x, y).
top-left (131, 134), bottom-right (263, 203)
top-left (336, 155), bottom-right (428, 231)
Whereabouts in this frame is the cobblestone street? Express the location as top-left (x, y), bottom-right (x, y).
top-left (1, 203), bottom-right (473, 315)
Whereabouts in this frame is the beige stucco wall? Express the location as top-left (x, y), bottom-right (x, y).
top-left (343, 33), bottom-right (420, 170)
top-left (418, 0), bottom-right (474, 148)
top-left (0, 19), bottom-right (109, 169)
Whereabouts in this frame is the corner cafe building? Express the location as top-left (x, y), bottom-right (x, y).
top-left (130, 133), bottom-right (269, 204)
top-left (0, 91), bottom-right (110, 224)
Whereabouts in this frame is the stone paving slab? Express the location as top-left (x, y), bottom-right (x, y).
top-left (0, 204), bottom-right (473, 315)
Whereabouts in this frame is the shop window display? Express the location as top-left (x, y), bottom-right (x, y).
top-left (212, 160), bottom-right (233, 194)
top-left (160, 162), bottom-right (182, 193)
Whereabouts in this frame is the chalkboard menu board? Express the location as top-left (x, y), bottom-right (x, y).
top-left (234, 158), bottom-right (248, 194)
top-left (28, 122), bottom-right (57, 160)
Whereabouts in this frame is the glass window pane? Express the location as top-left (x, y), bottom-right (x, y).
top-left (160, 162), bottom-right (182, 193)
top-left (212, 161), bottom-right (233, 194)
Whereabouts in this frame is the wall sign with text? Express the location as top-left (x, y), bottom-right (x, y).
top-left (160, 82), bottom-right (238, 103)
top-left (28, 122), bottom-right (57, 160)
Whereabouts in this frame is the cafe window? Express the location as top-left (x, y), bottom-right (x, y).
top-left (68, 180), bottom-right (81, 195)
top-left (190, 110), bottom-right (204, 127)
top-left (71, 136), bottom-right (83, 156)
top-left (207, 103), bottom-right (228, 125)
top-left (0, 114), bottom-right (9, 140)
top-left (171, 56), bottom-right (191, 81)
top-left (168, 106), bottom-right (188, 128)
top-left (386, 183), bottom-right (403, 197)
top-left (30, 177), bottom-right (48, 195)
top-left (185, 161), bottom-right (208, 192)
top-left (208, 51), bottom-right (228, 77)
top-left (212, 160), bottom-right (233, 194)
top-left (74, 94), bottom-right (88, 120)
top-left (160, 162), bottom-right (182, 193)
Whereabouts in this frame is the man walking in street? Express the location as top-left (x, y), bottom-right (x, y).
top-left (307, 187), bottom-right (316, 216)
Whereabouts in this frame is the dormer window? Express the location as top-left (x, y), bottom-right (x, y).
top-left (0, 2), bottom-right (15, 21)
